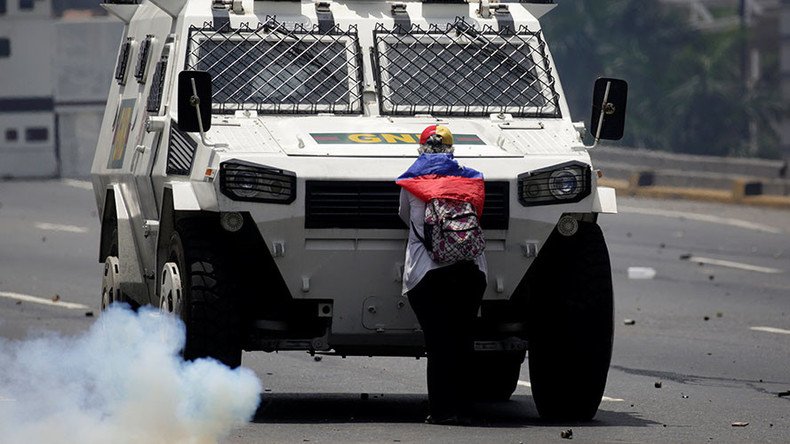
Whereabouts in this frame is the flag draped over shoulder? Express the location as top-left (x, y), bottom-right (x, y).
top-left (396, 153), bottom-right (485, 217)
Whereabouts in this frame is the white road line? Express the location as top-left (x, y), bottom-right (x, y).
top-left (0, 291), bottom-right (90, 310)
top-left (0, 396), bottom-right (15, 402)
top-left (619, 206), bottom-right (783, 234)
top-left (685, 256), bottom-right (782, 274)
top-left (750, 326), bottom-right (790, 335)
top-left (35, 222), bottom-right (88, 233)
top-left (517, 380), bottom-right (623, 402)
top-left (61, 178), bottom-right (93, 190)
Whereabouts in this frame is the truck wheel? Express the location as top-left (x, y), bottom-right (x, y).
top-left (527, 221), bottom-right (614, 421)
top-left (101, 256), bottom-right (122, 310)
top-left (468, 350), bottom-right (526, 401)
top-left (161, 219), bottom-right (242, 368)
top-left (101, 228), bottom-right (127, 310)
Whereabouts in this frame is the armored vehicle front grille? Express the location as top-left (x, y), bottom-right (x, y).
top-left (305, 181), bottom-right (509, 230)
top-left (166, 125), bottom-right (197, 176)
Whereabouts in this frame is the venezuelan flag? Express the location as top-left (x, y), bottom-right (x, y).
top-left (396, 153), bottom-right (485, 217)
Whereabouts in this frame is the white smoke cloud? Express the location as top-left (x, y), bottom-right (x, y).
top-left (0, 306), bottom-right (261, 444)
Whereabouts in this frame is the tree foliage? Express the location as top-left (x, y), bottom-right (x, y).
top-left (541, 0), bottom-right (783, 158)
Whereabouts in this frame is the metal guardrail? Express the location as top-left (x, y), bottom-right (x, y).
top-left (591, 146), bottom-right (787, 179)
top-left (593, 147), bottom-right (790, 204)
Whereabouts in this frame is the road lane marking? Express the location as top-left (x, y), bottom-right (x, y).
top-left (0, 291), bottom-right (90, 310)
top-left (619, 206), bottom-right (782, 234)
top-left (0, 396), bottom-right (15, 402)
top-left (517, 380), bottom-right (623, 402)
top-left (750, 326), bottom-right (790, 335)
top-left (685, 256), bottom-right (782, 274)
top-left (35, 222), bottom-right (88, 233)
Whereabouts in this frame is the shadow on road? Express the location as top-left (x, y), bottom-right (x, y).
top-left (252, 393), bottom-right (660, 428)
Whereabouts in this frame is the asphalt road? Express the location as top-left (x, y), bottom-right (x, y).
top-left (1, 180), bottom-right (788, 443)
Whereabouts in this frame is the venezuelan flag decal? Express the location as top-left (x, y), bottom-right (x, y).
top-left (396, 153), bottom-right (485, 217)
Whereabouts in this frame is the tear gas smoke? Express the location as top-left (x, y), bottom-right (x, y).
top-left (0, 305), bottom-right (261, 444)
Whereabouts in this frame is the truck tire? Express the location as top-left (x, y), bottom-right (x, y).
top-left (468, 350), bottom-right (526, 401)
top-left (527, 221), bottom-right (614, 421)
top-left (163, 219), bottom-right (242, 368)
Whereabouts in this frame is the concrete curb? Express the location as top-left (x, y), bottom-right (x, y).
top-left (599, 178), bottom-right (790, 209)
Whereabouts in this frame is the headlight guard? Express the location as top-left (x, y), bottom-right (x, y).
top-left (518, 161), bottom-right (591, 207)
top-left (220, 160), bottom-right (297, 204)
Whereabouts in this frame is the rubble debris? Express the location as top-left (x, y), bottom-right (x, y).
top-left (51, 294), bottom-right (60, 302)
top-left (85, 311), bottom-right (94, 317)
top-left (314, 355), bottom-right (323, 362)
top-left (654, 382), bottom-right (662, 388)
top-left (15, 301), bottom-right (21, 305)
top-left (716, 312), bottom-right (723, 318)
top-left (681, 394), bottom-right (689, 399)
top-left (777, 390), bottom-right (790, 398)
top-left (731, 422), bottom-right (749, 427)
top-left (679, 253), bottom-right (692, 260)
top-left (704, 316), bottom-right (710, 321)
top-left (708, 275), bottom-right (715, 281)
top-left (623, 319), bottom-right (636, 325)
top-left (560, 429), bottom-right (573, 439)
top-left (628, 267), bottom-right (656, 280)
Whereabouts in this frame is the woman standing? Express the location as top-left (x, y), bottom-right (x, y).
top-left (397, 125), bottom-right (488, 425)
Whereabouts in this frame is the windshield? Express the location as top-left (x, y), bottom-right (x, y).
top-left (373, 20), bottom-right (561, 117)
top-left (186, 22), bottom-right (363, 114)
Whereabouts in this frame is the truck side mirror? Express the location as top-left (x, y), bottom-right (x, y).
top-left (589, 78), bottom-right (628, 141)
top-left (177, 70), bottom-right (212, 133)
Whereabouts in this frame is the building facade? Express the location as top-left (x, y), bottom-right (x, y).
top-left (0, 0), bottom-right (121, 178)
top-left (0, 0), bottom-right (58, 178)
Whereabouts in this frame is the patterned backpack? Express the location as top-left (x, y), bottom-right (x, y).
top-left (412, 198), bottom-right (485, 264)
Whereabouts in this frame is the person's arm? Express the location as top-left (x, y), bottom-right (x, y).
top-left (398, 188), bottom-right (410, 224)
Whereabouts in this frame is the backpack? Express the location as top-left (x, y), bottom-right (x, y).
top-left (411, 198), bottom-right (485, 264)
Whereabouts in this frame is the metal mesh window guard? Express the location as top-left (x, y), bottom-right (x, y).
top-left (186, 18), bottom-right (363, 115)
top-left (373, 19), bottom-right (560, 117)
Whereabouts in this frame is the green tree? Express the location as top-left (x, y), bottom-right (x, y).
top-left (541, 0), bottom-right (782, 158)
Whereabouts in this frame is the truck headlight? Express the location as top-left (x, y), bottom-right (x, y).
top-left (518, 161), bottom-right (591, 207)
top-left (220, 160), bottom-right (296, 204)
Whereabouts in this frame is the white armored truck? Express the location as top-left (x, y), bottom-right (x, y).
top-left (93, 0), bottom-right (628, 420)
